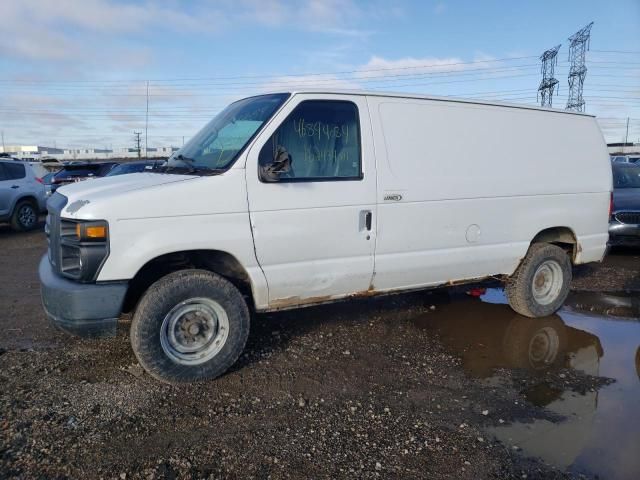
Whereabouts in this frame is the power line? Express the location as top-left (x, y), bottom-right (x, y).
top-left (0, 64), bottom-right (543, 91)
top-left (0, 62), bottom-right (636, 93)
top-left (591, 49), bottom-right (640, 54)
top-left (0, 55), bottom-right (541, 84)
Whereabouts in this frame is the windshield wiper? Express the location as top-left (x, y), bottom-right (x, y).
top-left (159, 156), bottom-right (225, 176)
top-left (172, 154), bottom-right (195, 168)
top-left (162, 154), bottom-right (197, 173)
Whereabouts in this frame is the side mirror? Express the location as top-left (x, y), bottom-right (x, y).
top-left (260, 146), bottom-right (291, 182)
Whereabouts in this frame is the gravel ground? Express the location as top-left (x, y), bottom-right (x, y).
top-left (572, 247), bottom-right (640, 292)
top-left (0, 227), bottom-right (631, 479)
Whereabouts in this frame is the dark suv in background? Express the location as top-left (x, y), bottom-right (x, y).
top-left (609, 162), bottom-right (640, 247)
top-left (49, 162), bottom-right (117, 195)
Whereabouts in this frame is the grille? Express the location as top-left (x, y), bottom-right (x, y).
top-left (615, 212), bottom-right (640, 225)
top-left (46, 193), bottom-right (68, 274)
top-left (47, 212), bottom-right (60, 269)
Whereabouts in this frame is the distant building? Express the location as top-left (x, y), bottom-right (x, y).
top-left (0, 144), bottom-right (179, 161)
top-left (0, 145), bottom-right (64, 160)
top-left (607, 142), bottom-right (640, 155)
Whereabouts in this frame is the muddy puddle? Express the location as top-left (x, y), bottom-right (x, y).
top-left (415, 288), bottom-right (640, 480)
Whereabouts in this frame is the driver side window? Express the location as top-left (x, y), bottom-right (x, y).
top-left (259, 100), bottom-right (362, 181)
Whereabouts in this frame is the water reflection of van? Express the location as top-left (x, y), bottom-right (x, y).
top-left (415, 296), bottom-right (604, 470)
top-left (413, 296), bottom-right (602, 378)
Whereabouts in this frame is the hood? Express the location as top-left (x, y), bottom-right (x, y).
top-left (53, 168), bottom-right (246, 221)
top-left (56, 172), bottom-right (198, 218)
top-left (613, 188), bottom-right (640, 212)
top-left (57, 172), bottom-right (196, 200)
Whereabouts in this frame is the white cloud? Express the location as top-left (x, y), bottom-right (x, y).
top-left (0, 0), bottom-right (219, 34)
top-left (259, 74), bottom-right (361, 92)
top-left (355, 55), bottom-right (468, 80)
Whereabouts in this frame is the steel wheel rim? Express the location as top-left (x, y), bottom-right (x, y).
top-left (18, 205), bottom-right (36, 227)
top-left (531, 260), bottom-right (563, 305)
top-left (528, 327), bottom-right (560, 367)
top-left (160, 297), bottom-right (229, 365)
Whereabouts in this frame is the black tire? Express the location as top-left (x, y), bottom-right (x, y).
top-left (131, 269), bottom-right (250, 384)
top-left (502, 314), bottom-right (567, 370)
top-left (505, 243), bottom-right (572, 318)
top-left (10, 200), bottom-right (38, 231)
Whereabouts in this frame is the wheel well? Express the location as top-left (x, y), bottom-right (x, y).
top-left (13, 195), bottom-right (38, 211)
top-left (531, 227), bottom-right (578, 262)
top-left (122, 250), bottom-right (254, 313)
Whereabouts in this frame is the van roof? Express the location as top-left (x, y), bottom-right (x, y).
top-left (273, 89), bottom-right (595, 118)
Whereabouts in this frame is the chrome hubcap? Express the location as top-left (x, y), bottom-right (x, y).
top-left (531, 260), bottom-right (563, 305)
top-left (18, 205), bottom-right (36, 227)
top-left (160, 297), bottom-right (229, 365)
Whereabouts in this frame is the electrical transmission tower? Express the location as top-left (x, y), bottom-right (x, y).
top-left (566, 22), bottom-right (593, 112)
top-left (538, 44), bottom-right (561, 108)
top-left (134, 131), bottom-right (142, 159)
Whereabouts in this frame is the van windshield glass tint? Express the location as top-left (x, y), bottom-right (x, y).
top-left (164, 93), bottom-right (289, 172)
top-left (613, 165), bottom-right (640, 188)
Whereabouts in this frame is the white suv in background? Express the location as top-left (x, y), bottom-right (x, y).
top-left (0, 159), bottom-right (47, 231)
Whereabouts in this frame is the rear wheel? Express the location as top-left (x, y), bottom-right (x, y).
top-left (10, 200), bottom-right (38, 231)
top-left (131, 269), bottom-right (250, 383)
top-left (505, 243), bottom-right (572, 318)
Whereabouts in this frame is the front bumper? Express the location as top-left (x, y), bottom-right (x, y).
top-left (609, 221), bottom-right (640, 246)
top-left (39, 255), bottom-right (127, 337)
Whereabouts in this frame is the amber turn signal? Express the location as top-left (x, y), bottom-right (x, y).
top-left (75, 221), bottom-right (108, 241)
top-left (86, 225), bottom-right (107, 239)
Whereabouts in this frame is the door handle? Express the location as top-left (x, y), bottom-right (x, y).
top-left (11, 185), bottom-right (19, 189)
top-left (365, 211), bottom-right (372, 231)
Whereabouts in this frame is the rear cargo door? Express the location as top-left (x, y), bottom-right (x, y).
top-left (245, 94), bottom-right (377, 307)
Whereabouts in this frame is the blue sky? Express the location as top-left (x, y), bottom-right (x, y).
top-left (0, 0), bottom-right (638, 150)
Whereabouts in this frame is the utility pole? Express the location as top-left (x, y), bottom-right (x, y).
top-left (134, 131), bottom-right (142, 159)
top-left (566, 22), bottom-right (594, 112)
top-left (624, 117), bottom-right (630, 147)
top-left (1, 130), bottom-right (5, 153)
top-left (538, 45), bottom-right (561, 108)
top-left (145, 81), bottom-right (149, 159)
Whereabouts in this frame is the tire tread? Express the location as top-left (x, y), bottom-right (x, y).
top-left (130, 269), bottom-right (250, 384)
top-left (505, 243), bottom-right (572, 318)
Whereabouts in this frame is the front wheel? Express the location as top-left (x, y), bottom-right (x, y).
top-left (131, 269), bottom-right (250, 383)
top-left (505, 243), bottom-right (572, 318)
top-left (11, 200), bottom-right (38, 231)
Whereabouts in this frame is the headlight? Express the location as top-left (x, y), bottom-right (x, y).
top-left (59, 219), bottom-right (109, 282)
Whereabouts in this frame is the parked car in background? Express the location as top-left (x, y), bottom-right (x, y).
top-left (611, 155), bottom-right (640, 164)
top-left (42, 171), bottom-right (59, 197)
top-left (0, 159), bottom-right (46, 231)
top-left (50, 162), bottom-right (117, 194)
top-left (25, 161), bottom-right (49, 179)
top-left (609, 162), bottom-right (640, 246)
top-left (106, 160), bottom-right (162, 176)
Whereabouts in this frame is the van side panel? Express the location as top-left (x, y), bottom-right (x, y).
top-left (367, 96), bottom-right (610, 291)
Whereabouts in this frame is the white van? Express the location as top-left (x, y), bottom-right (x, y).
top-left (39, 90), bottom-right (611, 383)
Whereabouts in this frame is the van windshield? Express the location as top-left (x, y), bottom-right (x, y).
top-left (163, 93), bottom-right (289, 174)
